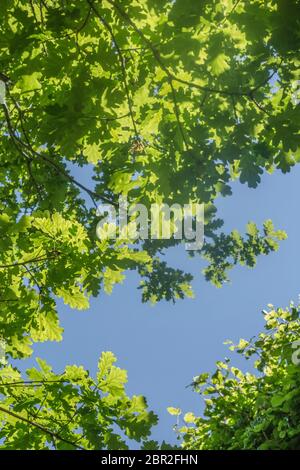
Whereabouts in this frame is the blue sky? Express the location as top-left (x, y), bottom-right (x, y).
top-left (16, 165), bottom-right (300, 446)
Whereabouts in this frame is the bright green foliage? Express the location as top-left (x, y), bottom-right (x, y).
top-left (1, 0), bottom-right (296, 355)
top-left (0, 210), bottom-right (152, 357)
top-left (0, 352), bottom-right (157, 449)
top-left (0, 0), bottom-right (299, 450)
top-left (177, 305), bottom-right (300, 449)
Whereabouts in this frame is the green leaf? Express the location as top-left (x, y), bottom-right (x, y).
top-left (83, 143), bottom-right (102, 164)
top-left (56, 287), bottom-right (89, 310)
top-left (210, 54), bottom-right (230, 76)
top-left (167, 407), bottom-right (181, 416)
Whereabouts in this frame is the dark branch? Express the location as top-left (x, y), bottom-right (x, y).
top-left (0, 405), bottom-right (85, 450)
top-left (0, 252), bottom-right (61, 270)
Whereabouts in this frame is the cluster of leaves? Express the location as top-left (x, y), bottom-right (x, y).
top-left (174, 305), bottom-right (300, 449)
top-left (201, 220), bottom-right (287, 287)
top-left (0, 210), bottom-right (152, 357)
top-left (0, 351), bottom-right (157, 449)
top-left (0, 0), bottom-right (299, 450)
top-left (1, 0), bottom-right (297, 354)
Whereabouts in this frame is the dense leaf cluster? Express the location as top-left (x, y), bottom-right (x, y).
top-left (0, 352), bottom-right (157, 449)
top-left (178, 305), bottom-right (300, 450)
top-left (0, 0), bottom-right (299, 450)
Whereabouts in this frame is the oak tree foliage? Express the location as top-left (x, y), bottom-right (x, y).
top-left (177, 305), bottom-right (300, 450)
top-left (0, 0), bottom-right (299, 449)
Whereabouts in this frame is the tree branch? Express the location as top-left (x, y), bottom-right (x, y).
top-left (1, 100), bottom-right (116, 207)
top-left (0, 252), bottom-right (61, 270)
top-left (107, 0), bottom-right (248, 97)
top-left (0, 379), bottom-right (67, 387)
top-left (0, 405), bottom-right (85, 450)
top-left (107, 0), bottom-right (283, 102)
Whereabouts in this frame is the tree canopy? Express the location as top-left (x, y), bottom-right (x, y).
top-left (175, 304), bottom-right (300, 450)
top-left (0, 351), bottom-right (157, 450)
top-left (0, 0), bottom-right (299, 450)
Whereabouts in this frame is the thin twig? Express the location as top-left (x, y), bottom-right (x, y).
top-left (87, 0), bottom-right (139, 139)
top-left (218, 0), bottom-right (242, 27)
